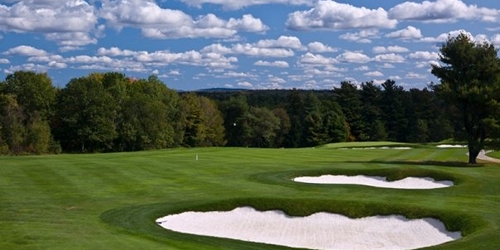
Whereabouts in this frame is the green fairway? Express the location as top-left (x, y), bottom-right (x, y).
top-left (1, 144), bottom-right (499, 250)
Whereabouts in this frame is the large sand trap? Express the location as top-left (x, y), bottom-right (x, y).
top-left (156, 206), bottom-right (461, 250)
top-left (293, 175), bottom-right (453, 189)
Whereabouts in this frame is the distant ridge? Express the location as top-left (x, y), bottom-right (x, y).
top-left (192, 88), bottom-right (250, 92)
top-left (191, 88), bottom-right (333, 93)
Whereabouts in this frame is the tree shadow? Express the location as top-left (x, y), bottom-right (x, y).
top-left (344, 160), bottom-right (485, 168)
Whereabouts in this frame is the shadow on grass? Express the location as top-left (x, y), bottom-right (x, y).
top-left (348, 160), bottom-right (486, 168)
top-left (252, 164), bottom-right (463, 183)
top-left (285, 160), bottom-right (484, 170)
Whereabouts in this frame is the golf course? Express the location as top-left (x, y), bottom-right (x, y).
top-left (1, 142), bottom-right (499, 249)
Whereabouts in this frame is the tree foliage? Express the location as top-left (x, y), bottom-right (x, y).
top-left (3, 71), bottom-right (56, 120)
top-left (54, 75), bottom-right (118, 152)
top-left (272, 107), bottom-right (291, 147)
top-left (431, 33), bottom-right (500, 163)
top-left (359, 82), bottom-right (387, 141)
top-left (246, 106), bottom-right (280, 147)
top-left (181, 93), bottom-right (226, 147)
top-left (0, 71), bottom-right (58, 154)
top-left (285, 89), bottom-right (306, 147)
top-left (0, 69), bottom-right (475, 154)
top-left (220, 95), bottom-right (250, 146)
top-left (381, 79), bottom-right (408, 142)
top-left (334, 81), bottom-right (364, 141)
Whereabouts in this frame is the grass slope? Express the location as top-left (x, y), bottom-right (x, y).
top-left (0, 144), bottom-right (499, 250)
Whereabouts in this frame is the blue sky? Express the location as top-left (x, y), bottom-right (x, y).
top-left (1, 0), bottom-right (499, 90)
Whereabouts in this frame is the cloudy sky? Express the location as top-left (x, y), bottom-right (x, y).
top-left (1, 0), bottom-right (499, 90)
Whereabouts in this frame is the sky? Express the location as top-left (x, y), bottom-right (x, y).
top-left (0, 0), bottom-right (500, 91)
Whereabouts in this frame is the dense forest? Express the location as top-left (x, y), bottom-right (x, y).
top-left (0, 70), bottom-right (455, 154)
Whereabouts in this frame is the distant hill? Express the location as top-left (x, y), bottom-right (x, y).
top-left (192, 88), bottom-right (250, 93)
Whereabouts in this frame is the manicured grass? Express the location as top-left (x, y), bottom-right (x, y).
top-left (1, 144), bottom-right (500, 249)
top-left (319, 141), bottom-right (413, 148)
top-left (487, 150), bottom-right (500, 158)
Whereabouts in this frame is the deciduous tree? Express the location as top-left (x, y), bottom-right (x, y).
top-left (180, 93), bottom-right (226, 147)
top-left (220, 95), bottom-right (250, 146)
top-left (272, 107), bottom-right (290, 147)
top-left (54, 76), bottom-right (117, 152)
top-left (116, 77), bottom-right (177, 151)
top-left (246, 106), bottom-right (280, 147)
top-left (0, 71), bottom-right (58, 154)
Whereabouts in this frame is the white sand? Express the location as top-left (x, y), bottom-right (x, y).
top-left (156, 206), bottom-right (461, 250)
top-left (340, 147), bottom-right (412, 150)
top-left (436, 144), bottom-right (467, 148)
top-left (476, 150), bottom-right (500, 163)
top-left (293, 175), bottom-right (453, 189)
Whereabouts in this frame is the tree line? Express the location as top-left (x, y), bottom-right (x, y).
top-left (1, 34), bottom-right (497, 164)
top-left (0, 71), bottom-right (226, 154)
top-left (200, 80), bottom-right (453, 148)
top-left (0, 70), bottom-right (457, 155)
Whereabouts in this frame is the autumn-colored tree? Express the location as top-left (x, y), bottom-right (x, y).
top-left (181, 93), bottom-right (226, 147)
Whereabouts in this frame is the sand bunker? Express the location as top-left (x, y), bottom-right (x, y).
top-left (436, 144), bottom-right (466, 148)
top-left (477, 150), bottom-right (500, 163)
top-left (156, 206), bottom-right (461, 250)
top-left (293, 175), bottom-right (453, 189)
top-left (340, 147), bottom-right (412, 150)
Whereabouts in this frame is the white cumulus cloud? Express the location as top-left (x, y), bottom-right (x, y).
top-left (386, 26), bottom-right (423, 40)
top-left (420, 29), bottom-right (490, 43)
top-left (256, 36), bottom-right (304, 50)
top-left (201, 38), bottom-right (297, 58)
top-left (492, 34), bottom-right (500, 47)
top-left (97, 47), bottom-right (139, 57)
top-left (372, 45), bottom-right (409, 54)
top-left (0, 0), bottom-right (98, 46)
top-left (4, 45), bottom-right (48, 56)
top-left (307, 42), bottom-right (337, 53)
top-left (365, 71), bottom-right (383, 77)
top-left (354, 66), bottom-right (369, 71)
top-left (254, 60), bottom-right (290, 68)
top-left (374, 53), bottom-right (405, 63)
top-left (408, 51), bottom-right (440, 61)
top-left (406, 72), bottom-right (427, 79)
top-left (100, 0), bottom-right (268, 39)
top-left (339, 29), bottom-right (379, 43)
top-left (237, 81), bottom-right (253, 88)
top-left (299, 53), bottom-right (338, 65)
top-left (389, 0), bottom-right (500, 23)
top-left (286, 0), bottom-right (397, 31)
top-left (179, 0), bottom-right (311, 10)
top-left (336, 51), bottom-right (371, 63)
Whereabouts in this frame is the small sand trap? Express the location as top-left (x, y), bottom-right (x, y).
top-left (340, 147), bottom-right (412, 150)
top-left (293, 175), bottom-right (453, 189)
top-left (156, 206), bottom-right (461, 250)
top-left (436, 144), bottom-right (467, 148)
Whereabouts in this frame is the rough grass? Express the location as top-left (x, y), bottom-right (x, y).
top-left (0, 144), bottom-right (499, 250)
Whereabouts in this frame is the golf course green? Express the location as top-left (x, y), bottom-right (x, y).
top-left (0, 142), bottom-right (499, 249)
